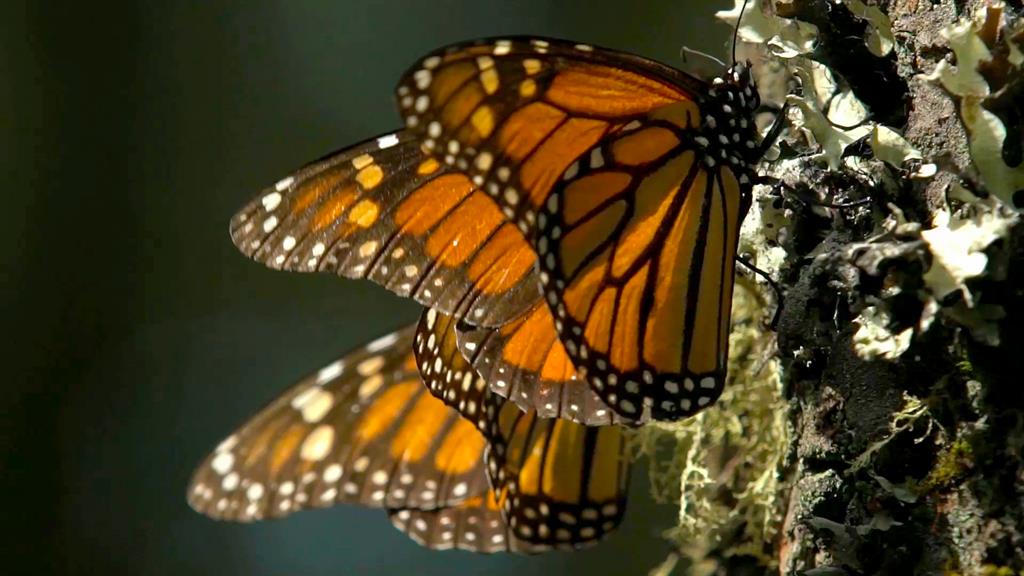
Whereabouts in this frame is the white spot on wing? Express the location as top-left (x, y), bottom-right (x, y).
top-left (300, 425), bottom-right (335, 461)
top-left (377, 134), bottom-right (400, 149)
top-left (357, 355), bottom-right (385, 376)
top-left (365, 332), bottom-right (399, 353)
top-left (246, 483), bottom-right (264, 500)
top-left (262, 192), bottom-right (282, 211)
top-left (275, 177), bottom-right (294, 191)
top-left (316, 361), bottom-right (344, 384)
top-left (413, 69), bottom-right (432, 89)
top-left (211, 452), bottom-right (234, 475)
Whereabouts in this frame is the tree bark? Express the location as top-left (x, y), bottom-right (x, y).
top-left (769, 1), bottom-right (1024, 574)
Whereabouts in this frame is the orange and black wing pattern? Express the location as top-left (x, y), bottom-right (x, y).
top-left (395, 37), bottom-right (706, 232)
top-left (394, 37), bottom-right (765, 422)
top-left (389, 490), bottom-right (521, 552)
top-left (483, 396), bottom-right (629, 550)
top-left (230, 132), bottom-right (539, 326)
top-left (534, 67), bottom-right (762, 422)
top-left (412, 308), bottom-right (631, 551)
top-left (187, 327), bottom-right (491, 521)
top-left (389, 408), bottom-right (630, 554)
top-left (455, 301), bottom-right (623, 426)
top-left (191, 318), bottom-right (631, 552)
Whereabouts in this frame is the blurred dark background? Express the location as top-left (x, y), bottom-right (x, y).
top-left (5, 1), bottom-right (731, 574)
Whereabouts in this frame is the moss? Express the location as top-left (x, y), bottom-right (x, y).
top-left (919, 437), bottom-right (975, 494)
top-left (954, 359), bottom-right (976, 380)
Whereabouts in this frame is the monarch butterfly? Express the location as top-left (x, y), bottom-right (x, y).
top-left (228, 36), bottom-right (763, 424)
top-left (188, 321), bottom-right (630, 552)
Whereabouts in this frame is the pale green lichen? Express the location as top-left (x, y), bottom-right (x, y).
top-left (923, 2), bottom-right (1024, 207)
top-left (718, 0), bottom-right (818, 58)
top-left (788, 61), bottom-right (874, 169)
top-left (870, 125), bottom-right (925, 171)
top-left (726, 0), bottom-right (925, 175)
top-left (852, 304), bottom-right (914, 361)
top-left (921, 199), bottom-right (1018, 307)
top-left (848, 391), bottom-right (935, 475)
top-left (843, 0), bottom-right (895, 57)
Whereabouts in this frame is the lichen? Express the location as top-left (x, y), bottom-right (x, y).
top-left (654, 1), bottom-right (1022, 571)
top-left (921, 199), bottom-right (1018, 307)
top-left (923, 2), bottom-right (1024, 208)
top-left (718, 0), bottom-right (817, 59)
top-left (852, 304), bottom-right (914, 361)
top-left (842, 0), bottom-right (894, 58)
top-left (638, 277), bottom-right (788, 569)
top-left (848, 391), bottom-right (934, 475)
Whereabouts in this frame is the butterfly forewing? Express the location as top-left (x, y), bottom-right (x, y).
top-left (230, 131), bottom-right (540, 327)
top-left (395, 37), bottom-right (704, 235)
top-left (187, 326), bottom-right (491, 521)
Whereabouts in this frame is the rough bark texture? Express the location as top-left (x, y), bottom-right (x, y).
top-left (771, 1), bottom-right (1024, 574)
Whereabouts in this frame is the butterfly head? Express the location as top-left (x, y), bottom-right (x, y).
top-left (726, 61), bottom-right (759, 113)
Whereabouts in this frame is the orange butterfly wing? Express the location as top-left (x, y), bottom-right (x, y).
top-left (389, 489), bottom-right (519, 552)
top-left (187, 327), bottom-right (490, 520)
top-left (455, 301), bottom-right (625, 425)
top-left (395, 36), bottom-right (705, 231)
top-left (191, 315), bottom-right (630, 551)
top-left (414, 308), bottom-right (631, 550)
top-left (535, 68), bottom-right (761, 421)
top-left (230, 132), bottom-right (539, 326)
top-left (483, 394), bottom-right (629, 550)
top-left (393, 37), bottom-right (764, 422)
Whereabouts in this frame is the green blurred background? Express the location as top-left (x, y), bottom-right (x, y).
top-left (5, 1), bottom-right (731, 574)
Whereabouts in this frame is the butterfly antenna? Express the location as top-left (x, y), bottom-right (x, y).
top-left (732, 0), bottom-right (751, 65)
top-left (679, 46), bottom-right (726, 70)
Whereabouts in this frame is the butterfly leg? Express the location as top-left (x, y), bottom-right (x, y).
top-left (756, 103), bottom-right (789, 159)
top-left (735, 254), bottom-right (783, 330)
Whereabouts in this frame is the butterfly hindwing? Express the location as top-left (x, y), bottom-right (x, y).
top-left (413, 307), bottom-right (631, 550)
top-left (413, 307), bottom-right (497, 433)
top-left (487, 399), bottom-right (630, 549)
top-left (388, 489), bottom-right (521, 553)
top-left (192, 312), bottom-right (632, 550)
top-left (454, 301), bottom-right (624, 426)
top-left (534, 72), bottom-right (760, 422)
top-left (230, 131), bottom-right (540, 327)
top-left (187, 326), bottom-right (491, 521)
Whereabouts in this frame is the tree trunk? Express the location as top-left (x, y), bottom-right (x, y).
top-left (771, 1), bottom-right (1024, 574)
top-left (650, 2), bottom-right (1024, 574)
